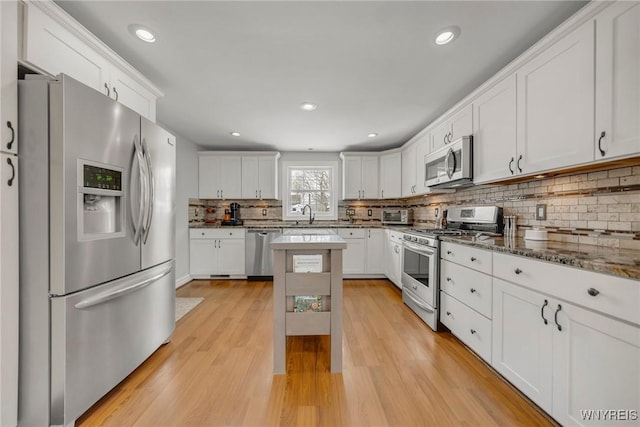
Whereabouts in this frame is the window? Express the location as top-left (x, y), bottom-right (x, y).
top-left (282, 161), bottom-right (338, 221)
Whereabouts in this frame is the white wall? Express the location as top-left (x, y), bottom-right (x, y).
top-left (171, 129), bottom-right (200, 288)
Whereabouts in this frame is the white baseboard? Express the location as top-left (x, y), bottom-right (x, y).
top-left (175, 274), bottom-right (192, 289)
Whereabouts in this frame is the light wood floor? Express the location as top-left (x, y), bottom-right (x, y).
top-left (77, 279), bottom-right (554, 427)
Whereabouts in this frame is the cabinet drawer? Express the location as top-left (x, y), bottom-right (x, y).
top-left (190, 228), bottom-right (245, 239)
top-left (285, 312), bottom-right (330, 336)
top-left (285, 273), bottom-right (331, 296)
top-left (338, 228), bottom-right (365, 239)
top-left (493, 252), bottom-right (640, 326)
top-left (441, 293), bottom-right (492, 363)
top-left (441, 260), bottom-right (493, 318)
top-left (441, 242), bottom-right (492, 275)
top-left (388, 230), bottom-right (405, 244)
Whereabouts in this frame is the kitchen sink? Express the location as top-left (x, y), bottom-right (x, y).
top-left (282, 228), bottom-right (336, 235)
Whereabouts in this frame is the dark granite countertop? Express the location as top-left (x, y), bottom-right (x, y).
top-left (439, 236), bottom-right (640, 281)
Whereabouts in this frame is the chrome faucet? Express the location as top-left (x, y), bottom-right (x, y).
top-left (301, 204), bottom-right (315, 224)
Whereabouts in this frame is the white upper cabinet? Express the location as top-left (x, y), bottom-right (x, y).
top-left (241, 153), bottom-right (279, 199)
top-left (199, 154), bottom-right (242, 199)
top-left (1, 0), bottom-right (18, 155)
top-left (414, 136), bottom-right (430, 195)
top-left (595, 1), bottom-right (640, 160)
top-left (516, 20), bottom-right (595, 175)
top-left (473, 75), bottom-right (518, 184)
top-left (430, 104), bottom-right (473, 152)
top-left (20, 1), bottom-right (162, 121)
top-left (401, 143), bottom-right (416, 197)
top-left (340, 154), bottom-right (378, 200)
top-left (379, 152), bottom-right (401, 199)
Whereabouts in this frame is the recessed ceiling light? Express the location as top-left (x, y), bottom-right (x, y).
top-left (435, 26), bottom-right (460, 45)
top-left (367, 133), bottom-right (378, 138)
top-left (230, 132), bottom-right (240, 137)
top-left (300, 102), bottom-right (317, 111)
top-left (129, 24), bottom-right (156, 43)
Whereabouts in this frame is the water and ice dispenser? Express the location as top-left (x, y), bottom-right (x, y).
top-left (79, 161), bottom-right (124, 239)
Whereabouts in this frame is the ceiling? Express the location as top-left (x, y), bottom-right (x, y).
top-left (55, 1), bottom-right (587, 152)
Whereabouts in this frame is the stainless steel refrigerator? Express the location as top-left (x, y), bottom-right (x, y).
top-left (18, 74), bottom-right (176, 426)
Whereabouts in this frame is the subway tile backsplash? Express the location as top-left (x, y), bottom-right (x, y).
top-left (189, 164), bottom-right (640, 250)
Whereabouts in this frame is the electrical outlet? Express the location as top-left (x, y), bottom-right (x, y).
top-left (435, 207), bottom-right (439, 218)
top-left (194, 208), bottom-right (199, 217)
top-left (367, 209), bottom-right (372, 217)
top-left (262, 209), bottom-right (267, 216)
top-left (536, 204), bottom-right (547, 220)
top-left (347, 208), bottom-right (355, 216)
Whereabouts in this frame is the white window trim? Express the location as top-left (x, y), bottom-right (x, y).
top-left (282, 160), bottom-right (338, 221)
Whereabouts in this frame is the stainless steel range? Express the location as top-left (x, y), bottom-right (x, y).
top-left (401, 206), bottom-right (503, 331)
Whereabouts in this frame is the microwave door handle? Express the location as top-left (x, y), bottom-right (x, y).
top-left (142, 139), bottom-right (155, 244)
top-left (445, 148), bottom-right (455, 179)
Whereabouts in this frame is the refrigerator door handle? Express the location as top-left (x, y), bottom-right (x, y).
top-left (74, 263), bottom-right (173, 309)
top-left (131, 136), bottom-right (146, 245)
top-left (141, 139), bottom-right (155, 244)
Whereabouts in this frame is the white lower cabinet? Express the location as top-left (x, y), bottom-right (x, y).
top-left (189, 229), bottom-right (245, 276)
top-left (365, 228), bottom-right (384, 274)
top-left (492, 259), bottom-right (640, 426)
top-left (385, 230), bottom-right (403, 288)
top-left (440, 242), bottom-right (493, 363)
top-left (337, 229), bottom-right (365, 275)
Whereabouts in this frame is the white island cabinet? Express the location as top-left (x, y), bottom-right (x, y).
top-left (271, 232), bottom-right (346, 374)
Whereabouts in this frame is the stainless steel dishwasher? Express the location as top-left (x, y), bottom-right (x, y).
top-left (245, 229), bottom-right (283, 279)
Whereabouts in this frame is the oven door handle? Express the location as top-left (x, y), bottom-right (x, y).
top-left (404, 288), bottom-right (435, 313)
top-left (403, 241), bottom-right (435, 256)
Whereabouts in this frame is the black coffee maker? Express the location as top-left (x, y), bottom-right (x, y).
top-left (222, 202), bottom-right (242, 226)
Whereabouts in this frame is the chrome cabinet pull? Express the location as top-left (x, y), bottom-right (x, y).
top-left (508, 157), bottom-right (514, 174)
top-left (6, 121), bottom-right (15, 150)
top-left (259, 190), bottom-right (262, 198)
top-left (587, 288), bottom-right (600, 297)
top-left (598, 131), bottom-right (606, 157)
top-left (446, 311), bottom-right (451, 316)
top-left (517, 155), bottom-right (523, 173)
top-left (554, 304), bottom-right (562, 331)
top-left (514, 268), bottom-right (522, 275)
top-left (470, 288), bottom-right (476, 293)
top-left (470, 329), bottom-right (476, 334)
top-left (7, 157), bottom-right (15, 186)
top-left (470, 257), bottom-right (476, 262)
top-left (541, 299), bottom-right (549, 325)
top-left (381, 189), bottom-right (384, 198)
top-left (104, 83), bottom-right (110, 97)
top-left (447, 250), bottom-right (452, 255)
top-left (113, 87), bottom-right (119, 101)
top-left (446, 277), bottom-right (452, 282)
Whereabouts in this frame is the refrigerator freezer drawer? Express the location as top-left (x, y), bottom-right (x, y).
top-left (49, 260), bottom-right (175, 425)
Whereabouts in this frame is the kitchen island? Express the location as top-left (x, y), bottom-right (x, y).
top-left (270, 231), bottom-right (347, 374)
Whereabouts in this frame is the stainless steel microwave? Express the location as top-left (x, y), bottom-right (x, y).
top-left (424, 135), bottom-right (473, 188)
top-left (381, 209), bottom-right (413, 225)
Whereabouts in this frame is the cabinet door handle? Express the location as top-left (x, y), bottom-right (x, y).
top-left (381, 190), bottom-right (384, 198)
top-left (554, 304), bottom-right (562, 331)
top-left (517, 155), bottom-right (523, 173)
top-left (470, 329), bottom-right (476, 334)
top-left (587, 288), bottom-right (600, 297)
top-left (508, 157), bottom-right (514, 175)
top-left (221, 190), bottom-right (224, 198)
top-left (443, 134), bottom-right (447, 144)
top-left (104, 83), bottom-right (110, 97)
top-left (6, 121), bottom-right (15, 150)
top-left (541, 299), bottom-right (549, 325)
top-left (446, 311), bottom-right (451, 316)
top-left (256, 190), bottom-right (258, 198)
top-left (470, 257), bottom-right (476, 262)
top-left (514, 268), bottom-right (522, 275)
top-left (470, 288), bottom-right (476, 293)
top-left (259, 190), bottom-right (262, 198)
top-left (449, 132), bottom-right (453, 143)
top-left (447, 250), bottom-right (452, 255)
top-left (113, 87), bottom-right (119, 101)
top-left (216, 190), bottom-right (219, 198)
top-left (598, 131), bottom-right (606, 157)
top-left (7, 157), bottom-right (15, 186)
top-left (446, 277), bottom-right (452, 282)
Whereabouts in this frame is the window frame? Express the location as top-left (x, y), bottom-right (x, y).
top-left (281, 160), bottom-right (339, 221)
